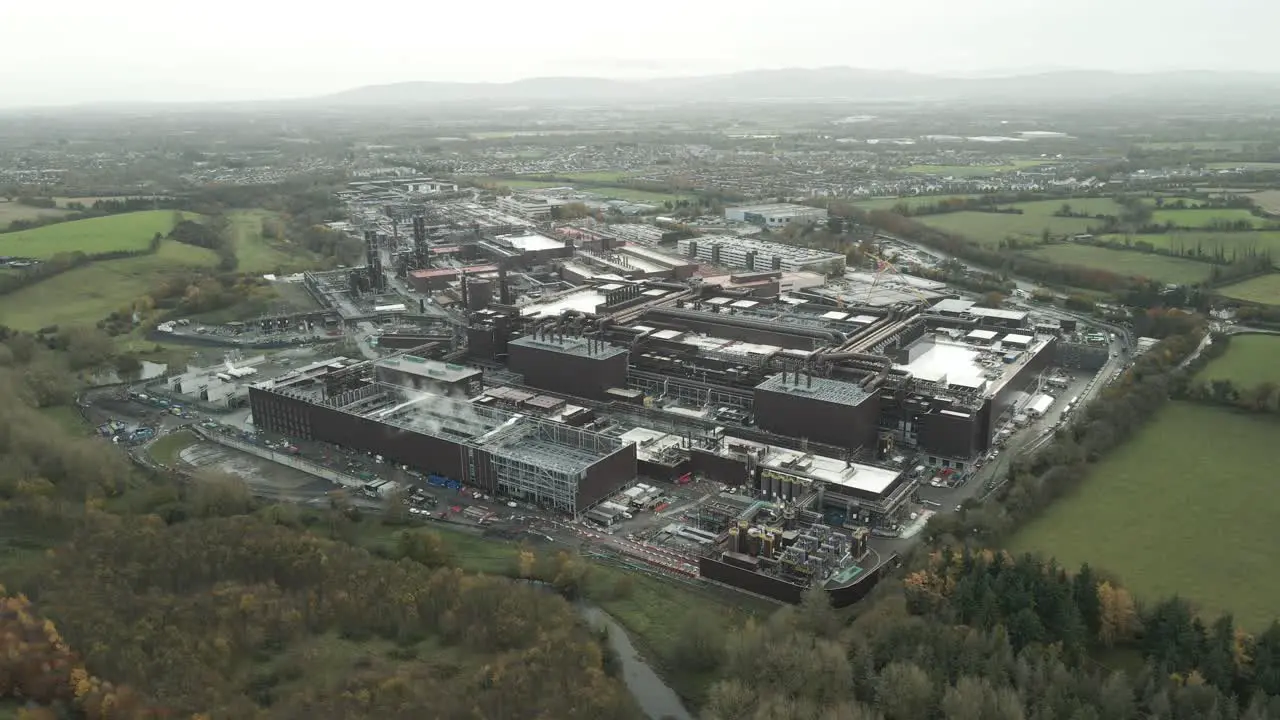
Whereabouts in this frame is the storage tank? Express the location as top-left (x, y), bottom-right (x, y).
top-left (782, 506), bottom-right (797, 530)
top-left (770, 473), bottom-right (781, 498)
top-left (757, 471), bottom-right (769, 496)
top-left (467, 279), bottom-right (494, 311)
top-left (728, 526), bottom-right (741, 554)
top-left (762, 532), bottom-right (776, 559)
top-left (746, 528), bottom-right (762, 556)
top-left (781, 476), bottom-right (793, 501)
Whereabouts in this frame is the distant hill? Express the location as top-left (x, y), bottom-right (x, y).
top-left (313, 67), bottom-right (1280, 107)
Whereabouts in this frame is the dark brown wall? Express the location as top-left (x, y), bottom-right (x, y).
top-left (992, 338), bottom-right (1056, 424)
top-left (700, 553), bottom-right (897, 607)
top-left (578, 444), bottom-right (639, 512)
top-left (754, 389), bottom-right (881, 451)
top-left (509, 344), bottom-right (629, 400)
top-left (698, 557), bottom-right (805, 603)
top-left (917, 409), bottom-right (981, 459)
top-left (690, 448), bottom-right (754, 486)
top-left (250, 387), bottom-right (469, 482)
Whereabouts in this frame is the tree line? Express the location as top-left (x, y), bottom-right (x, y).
top-left (2, 197), bottom-right (182, 234)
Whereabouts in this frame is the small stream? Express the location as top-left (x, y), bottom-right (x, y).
top-left (578, 605), bottom-right (694, 720)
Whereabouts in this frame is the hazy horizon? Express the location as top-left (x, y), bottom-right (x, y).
top-left (3, 0), bottom-right (1278, 108)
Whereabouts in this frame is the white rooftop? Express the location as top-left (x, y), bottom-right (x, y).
top-left (967, 329), bottom-right (998, 341)
top-left (680, 334), bottom-right (781, 357)
top-left (504, 233), bottom-right (566, 252)
top-left (1003, 333), bottom-right (1034, 345)
top-left (822, 311), bottom-right (850, 321)
top-left (520, 289), bottom-right (606, 317)
top-left (618, 427), bottom-right (686, 463)
top-left (652, 329), bottom-right (683, 340)
top-left (731, 299), bottom-right (760, 309)
top-left (722, 435), bottom-right (901, 496)
top-left (895, 340), bottom-right (989, 389)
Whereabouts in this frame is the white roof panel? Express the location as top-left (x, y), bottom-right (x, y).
top-left (822, 311), bottom-right (850, 320)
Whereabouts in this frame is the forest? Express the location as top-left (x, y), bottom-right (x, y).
top-left (4, 317), bottom-right (1280, 719)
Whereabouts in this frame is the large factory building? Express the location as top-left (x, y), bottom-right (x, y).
top-left (248, 356), bottom-right (635, 514)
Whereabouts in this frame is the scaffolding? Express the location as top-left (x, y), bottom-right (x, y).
top-left (480, 420), bottom-right (627, 514)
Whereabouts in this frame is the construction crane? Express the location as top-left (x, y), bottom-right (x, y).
top-left (860, 251), bottom-right (932, 305)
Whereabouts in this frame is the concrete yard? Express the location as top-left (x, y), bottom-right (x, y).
top-left (179, 442), bottom-right (340, 504)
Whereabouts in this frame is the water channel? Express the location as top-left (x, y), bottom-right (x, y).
top-left (578, 605), bottom-right (693, 720)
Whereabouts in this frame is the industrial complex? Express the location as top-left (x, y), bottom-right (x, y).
top-left (180, 183), bottom-right (1111, 604)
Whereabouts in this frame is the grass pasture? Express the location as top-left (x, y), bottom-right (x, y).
top-left (914, 198), bottom-right (1122, 245)
top-left (1216, 274), bottom-right (1280, 305)
top-left (1023, 244), bottom-right (1212, 284)
top-left (918, 211), bottom-right (1097, 246)
top-left (1099, 231), bottom-right (1280, 260)
top-left (1150, 208), bottom-right (1270, 229)
top-left (0, 210), bottom-right (186, 259)
top-left (854, 194), bottom-right (984, 212)
top-left (592, 187), bottom-right (685, 205)
top-left (1008, 402), bottom-right (1280, 628)
top-left (0, 199), bottom-right (70, 224)
top-left (558, 171), bottom-right (636, 183)
top-left (1195, 334), bottom-right (1280, 386)
top-left (0, 241), bottom-right (219, 331)
top-left (226, 209), bottom-right (316, 273)
top-left (464, 176), bottom-right (566, 190)
top-left (1248, 190), bottom-right (1280, 216)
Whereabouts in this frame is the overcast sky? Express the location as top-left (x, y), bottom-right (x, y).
top-left (2, 0), bottom-right (1276, 107)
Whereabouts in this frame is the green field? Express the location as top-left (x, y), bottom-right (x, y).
top-left (1150, 208), bottom-right (1270, 229)
top-left (1023, 244), bottom-right (1212, 284)
top-left (467, 176), bottom-right (566, 190)
top-left (1196, 334), bottom-right (1280, 385)
top-left (0, 241), bottom-right (219, 331)
top-left (0, 211), bottom-right (186, 259)
top-left (919, 211), bottom-right (1097, 245)
top-left (914, 198), bottom-right (1122, 245)
top-left (558, 171), bottom-right (637, 183)
top-left (1216, 274), bottom-right (1280, 305)
top-left (1008, 402), bottom-right (1280, 628)
top-left (0, 199), bottom-right (70, 224)
top-left (854, 194), bottom-right (984, 211)
top-left (226, 209), bottom-right (316, 274)
top-left (148, 430), bottom-right (200, 466)
top-left (1098, 231), bottom-right (1280, 260)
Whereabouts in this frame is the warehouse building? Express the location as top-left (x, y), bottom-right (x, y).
top-left (677, 236), bottom-right (846, 275)
top-left (508, 331), bottom-right (630, 401)
top-left (248, 361), bottom-right (635, 514)
top-left (373, 355), bottom-right (483, 397)
top-left (725, 203), bottom-right (829, 228)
